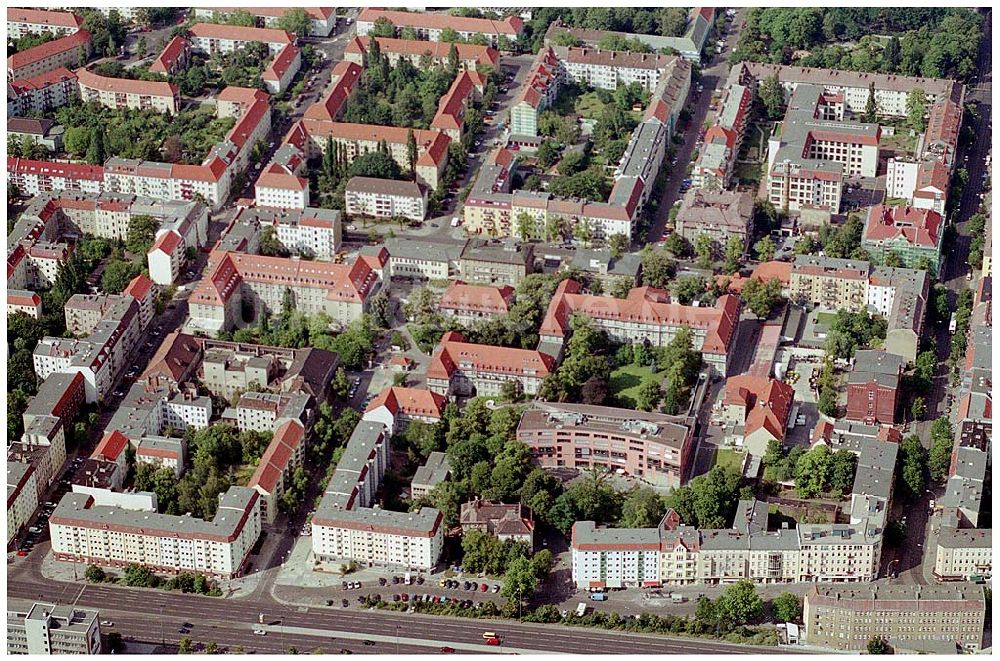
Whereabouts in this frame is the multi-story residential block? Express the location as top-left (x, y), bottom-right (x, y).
top-left (572, 520), bottom-right (666, 589)
top-left (940, 445), bottom-right (989, 529)
top-left (362, 387), bottom-right (447, 436)
top-left (675, 189), bottom-right (753, 251)
top-left (517, 402), bottom-right (695, 489)
top-left (458, 239), bottom-right (534, 287)
top-left (312, 421), bottom-right (444, 570)
top-left (460, 500), bottom-right (535, 549)
top-left (722, 375), bottom-right (794, 458)
top-left (863, 204), bottom-right (943, 274)
top-left (789, 255), bottom-right (870, 311)
top-left (7, 117), bottom-right (65, 152)
top-left (7, 66), bottom-right (80, 116)
top-left (7, 601), bottom-right (101, 655)
top-left (7, 157), bottom-right (103, 196)
top-left (934, 528), bottom-right (991, 582)
top-left (867, 265), bottom-right (929, 363)
top-left (887, 158), bottom-right (951, 216)
top-left (188, 23), bottom-right (294, 56)
top-left (262, 43), bottom-right (301, 95)
top-left (287, 120), bottom-right (450, 190)
top-left (556, 46), bottom-right (676, 92)
top-left (345, 177), bottom-right (427, 222)
top-left (76, 68), bottom-right (180, 114)
top-left (7, 8), bottom-right (82, 39)
top-left (149, 36), bottom-right (191, 76)
top-left (49, 486), bottom-right (261, 578)
top-left (510, 47), bottom-right (564, 137)
top-left (356, 8), bottom-right (523, 48)
top-left (427, 331), bottom-right (555, 398)
top-left (541, 280), bottom-right (740, 375)
top-left (195, 7), bottom-right (337, 37)
top-left (188, 251), bottom-right (380, 334)
top-left (6, 30), bottom-right (90, 79)
top-left (7, 290), bottom-right (42, 319)
top-left (803, 583), bottom-right (985, 653)
top-left (431, 69), bottom-right (487, 140)
top-left (255, 162), bottom-right (310, 209)
top-left (301, 60), bottom-right (362, 122)
top-left (569, 248), bottom-right (642, 291)
top-left (134, 436), bottom-right (186, 478)
top-left (410, 452), bottom-right (451, 499)
top-left (7, 462), bottom-right (38, 545)
top-left (344, 36), bottom-right (500, 72)
top-left (233, 391), bottom-right (310, 433)
top-left (846, 350), bottom-right (903, 425)
top-left (438, 281), bottom-right (515, 325)
top-left (247, 419), bottom-right (305, 524)
top-left (229, 206), bottom-right (342, 260)
top-left (364, 237), bottom-right (460, 282)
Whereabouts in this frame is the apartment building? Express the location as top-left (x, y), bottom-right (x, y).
top-left (228, 205), bottom-right (341, 260)
top-left (195, 7), bottom-right (337, 37)
top-left (510, 47), bottom-right (564, 137)
top-left (49, 486), bottom-right (261, 578)
top-left (149, 36), bottom-right (191, 76)
top-left (934, 528), bottom-right (991, 582)
top-left (7, 290), bottom-right (42, 319)
top-left (7, 30), bottom-right (91, 79)
top-left (362, 387), bottom-right (447, 436)
top-left (199, 339), bottom-right (338, 403)
top-left (7, 8), bottom-right (82, 39)
top-left (803, 583), bottom-right (985, 653)
top-left (722, 375), bottom-right (795, 458)
top-left (431, 69), bottom-right (487, 140)
top-left (188, 251), bottom-right (380, 333)
top-left (232, 391), bottom-right (310, 433)
top-left (312, 421), bottom-right (445, 570)
top-left (8, 66), bottom-right (80, 116)
top-left (541, 280), bottom-right (740, 375)
top-left (572, 521), bottom-right (665, 589)
top-left (356, 8), bottom-right (523, 48)
top-left (368, 237), bottom-right (461, 281)
top-left (7, 157), bottom-right (103, 196)
top-left (8, 116), bottom-right (64, 152)
top-left (517, 402), bottom-right (695, 489)
top-left (556, 46), bottom-right (675, 92)
top-left (569, 249), bottom-right (642, 291)
top-left (345, 177), bottom-right (427, 222)
top-left (188, 23), bottom-right (294, 56)
top-left (7, 601), bottom-right (101, 655)
top-left (887, 159), bottom-right (951, 217)
top-left (427, 331), bottom-right (555, 398)
top-left (344, 36), bottom-right (500, 72)
top-left (288, 120), bottom-right (450, 190)
top-left (7, 462), bottom-right (39, 545)
top-left (14, 371), bottom-right (85, 492)
top-left (789, 255), bottom-right (870, 311)
top-left (458, 239), bottom-right (534, 287)
top-left (76, 68), bottom-right (180, 114)
top-left (134, 436), bottom-right (186, 478)
top-left (302, 60), bottom-right (362, 122)
top-left (262, 43), bottom-right (301, 95)
top-left (675, 189), bottom-right (753, 251)
top-left (846, 350), bottom-right (903, 425)
top-left (692, 84), bottom-right (752, 190)
top-left (255, 162), bottom-right (310, 209)
top-left (863, 205), bottom-right (943, 274)
top-left (410, 452), bottom-right (452, 499)
top-left (246, 419), bottom-right (306, 524)
top-left (438, 281), bottom-right (515, 325)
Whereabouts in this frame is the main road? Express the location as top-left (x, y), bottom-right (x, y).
top-left (7, 568), bottom-right (805, 655)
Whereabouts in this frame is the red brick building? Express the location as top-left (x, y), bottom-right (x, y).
top-left (846, 350), bottom-right (903, 424)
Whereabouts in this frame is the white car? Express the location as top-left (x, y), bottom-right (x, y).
top-left (100, 621), bottom-right (114, 627)
top-left (253, 629), bottom-right (267, 636)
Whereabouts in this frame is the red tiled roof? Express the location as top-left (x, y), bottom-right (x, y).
top-left (149, 36), bottom-right (189, 75)
top-left (91, 430), bottom-right (129, 462)
top-left (346, 36), bottom-right (499, 68)
top-left (150, 231), bottom-right (183, 256)
top-left (77, 68), bottom-right (179, 98)
top-left (8, 66), bottom-right (77, 93)
top-left (142, 331), bottom-right (202, 382)
top-left (358, 8), bottom-right (522, 36)
top-left (7, 291), bottom-right (41, 307)
top-left (216, 86), bottom-right (269, 106)
top-left (541, 280), bottom-right (740, 356)
top-left (751, 260), bottom-right (791, 285)
top-left (8, 156), bottom-right (104, 181)
top-left (914, 159), bottom-right (950, 195)
top-left (7, 29), bottom-right (90, 71)
top-left (263, 43), bottom-right (300, 82)
top-left (427, 332), bottom-right (554, 382)
top-left (725, 375), bottom-right (794, 440)
top-left (297, 120), bottom-right (450, 168)
top-left (123, 273), bottom-right (154, 301)
top-left (201, 7), bottom-right (335, 21)
top-left (8, 8), bottom-right (83, 29)
top-left (439, 281), bottom-right (515, 315)
top-left (431, 70), bottom-right (485, 133)
top-left (188, 22), bottom-right (294, 45)
top-left (864, 204), bottom-right (942, 249)
top-left (303, 60), bottom-right (362, 121)
top-left (248, 419), bottom-right (305, 493)
top-left (365, 386), bottom-right (447, 419)
top-left (256, 164), bottom-right (307, 191)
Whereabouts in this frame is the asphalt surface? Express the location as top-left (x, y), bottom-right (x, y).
top-left (6, 571), bottom-right (804, 655)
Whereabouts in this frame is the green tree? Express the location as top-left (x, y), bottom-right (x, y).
top-left (178, 637), bottom-right (194, 654)
top-left (742, 277), bottom-right (784, 319)
top-left (695, 234), bottom-right (714, 269)
top-left (867, 637), bottom-right (891, 654)
top-left (501, 555), bottom-right (538, 606)
top-left (772, 592), bottom-right (802, 623)
top-left (101, 259), bottom-right (139, 294)
top-left (754, 236), bottom-right (776, 262)
top-left (907, 88), bottom-right (927, 131)
top-left (620, 487), bottom-right (666, 528)
top-left (85, 126), bottom-right (106, 165)
top-left (716, 580), bottom-right (763, 627)
top-left (276, 8), bottom-right (312, 37)
top-left (516, 212), bottom-right (537, 241)
top-left (794, 444), bottom-right (832, 498)
top-left (608, 233), bottom-right (628, 259)
top-left (673, 275), bottom-right (708, 306)
top-left (759, 73), bottom-right (785, 120)
top-left (635, 379), bottom-right (663, 412)
top-left (928, 418), bottom-right (954, 481)
top-left (864, 82), bottom-right (878, 122)
top-left (84, 564), bottom-right (107, 583)
top-left (911, 396), bottom-right (927, 420)
top-left (898, 434), bottom-right (928, 499)
top-left (723, 236), bottom-right (744, 274)
top-left (369, 16), bottom-right (395, 38)
top-left (348, 151), bottom-right (403, 180)
top-left (640, 247), bottom-right (676, 288)
top-left (125, 214), bottom-right (158, 256)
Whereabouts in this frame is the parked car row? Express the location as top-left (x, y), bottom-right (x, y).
top-left (438, 579), bottom-right (500, 593)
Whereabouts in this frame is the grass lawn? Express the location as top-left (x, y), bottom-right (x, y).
top-left (712, 448), bottom-right (745, 472)
top-left (574, 91), bottom-right (607, 119)
top-left (734, 161), bottom-right (762, 186)
top-left (609, 364), bottom-right (663, 408)
top-left (234, 464), bottom-right (256, 486)
top-left (815, 311), bottom-right (838, 326)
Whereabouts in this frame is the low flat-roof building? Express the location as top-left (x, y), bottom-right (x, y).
top-left (410, 452), bottom-right (451, 500)
top-left (7, 600), bottom-right (101, 655)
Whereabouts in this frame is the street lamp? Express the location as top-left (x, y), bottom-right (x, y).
top-left (887, 559), bottom-right (900, 579)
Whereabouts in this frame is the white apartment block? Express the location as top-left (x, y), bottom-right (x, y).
top-left (7, 8), bottom-right (82, 39)
top-left (274, 214), bottom-right (341, 260)
top-left (355, 8), bottom-right (522, 48)
top-left (7, 158), bottom-right (104, 196)
top-left (188, 23), bottom-right (294, 56)
top-left (7, 601), bottom-right (101, 655)
top-left (8, 67), bottom-right (80, 116)
top-left (49, 487), bottom-right (261, 578)
top-left (934, 528), bottom-right (991, 582)
top-left (7, 462), bottom-right (39, 546)
top-left (194, 8), bottom-right (337, 38)
top-left (345, 177), bottom-right (427, 222)
top-left (7, 30), bottom-right (90, 80)
top-left (572, 524), bottom-right (662, 588)
top-left (76, 69), bottom-right (180, 115)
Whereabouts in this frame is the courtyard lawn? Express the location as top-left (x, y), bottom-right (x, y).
top-left (574, 91), bottom-right (607, 119)
top-left (734, 161), bottom-right (763, 186)
top-left (815, 311), bottom-right (839, 326)
top-left (609, 363), bottom-right (663, 408)
top-left (712, 448), bottom-right (745, 472)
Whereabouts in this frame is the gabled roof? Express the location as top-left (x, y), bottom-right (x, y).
top-left (149, 230), bottom-right (183, 256)
top-left (8, 8), bottom-right (83, 29)
top-left (77, 68), bottom-right (179, 98)
top-left (262, 43), bottom-right (300, 82)
top-left (346, 36), bottom-right (499, 68)
top-left (357, 8), bottom-right (523, 36)
top-left (149, 36), bottom-right (189, 75)
top-left (725, 375), bottom-right (794, 440)
top-left (427, 333), bottom-right (554, 382)
top-left (303, 60), bottom-right (362, 121)
top-left (91, 430), bottom-right (129, 462)
top-left (439, 281), bottom-right (515, 315)
top-left (256, 163), bottom-right (307, 191)
top-left (188, 22), bottom-right (294, 45)
top-left (7, 29), bottom-right (90, 71)
top-left (123, 273), bottom-right (154, 301)
top-left (365, 387), bottom-right (447, 419)
top-left (864, 204), bottom-right (942, 249)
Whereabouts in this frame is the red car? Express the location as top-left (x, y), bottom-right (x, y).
top-left (440, 647), bottom-right (455, 654)
top-left (486, 637), bottom-right (501, 646)
top-left (16, 550), bottom-right (28, 557)
top-left (479, 583), bottom-right (488, 592)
